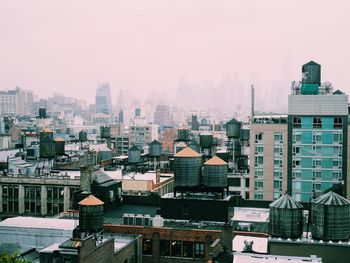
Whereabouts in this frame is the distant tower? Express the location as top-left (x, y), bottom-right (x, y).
top-left (95, 83), bottom-right (112, 114)
top-left (118, 110), bottom-right (124, 124)
top-left (135, 108), bottom-right (141, 118)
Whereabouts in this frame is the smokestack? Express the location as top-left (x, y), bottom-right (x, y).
top-left (251, 84), bottom-right (255, 120)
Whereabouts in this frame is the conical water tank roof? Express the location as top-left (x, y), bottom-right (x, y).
top-left (175, 147), bottom-right (201, 158)
top-left (79, 194), bottom-right (104, 206)
top-left (204, 156), bottom-right (227, 166)
top-left (313, 191), bottom-right (350, 206)
top-left (270, 194), bottom-right (303, 209)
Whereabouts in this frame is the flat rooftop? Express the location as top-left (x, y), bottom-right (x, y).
top-left (162, 192), bottom-right (232, 201)
top-left (0, 216), bottom-right (76, 231)
top-left (233, 235), bottom-right (268, 253)
top-left (232, 207), bottom-right (269, 223)
top-left (233, 252), bottom-right (322, 263)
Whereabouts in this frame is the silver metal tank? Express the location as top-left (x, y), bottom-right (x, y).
top-left (203, 156), bottom-right (228, 187)
top-left (269, 194), bottom-right (303, 238)
top-left (174, 147), bottom-right (202, 187)
top-left (311, 191), bottom-right (350, 241)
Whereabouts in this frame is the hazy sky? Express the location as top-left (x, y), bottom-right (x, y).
top-left (1, 0), bottom-right (350, 109)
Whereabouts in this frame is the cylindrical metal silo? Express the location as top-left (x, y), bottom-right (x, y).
top-left (302, 61), bottom-right (321, 85)
top-left (40, 128), bottom-right (55, 158)
top-left (174, 147), bottom-right (202, 187)
top-left (311, 191), bottom-right (350, 241)
top-left (177, 129), bottom-right (189, 141)
top-left (79, 195), bottom-right (104, 232)
top-left (100, 126), bottom-right (111, 139)
top-left (128, 145), bottom-right (141, 163)
top-left (200, 132), bottom-right (213, 149)
top-left (79, 130), bottom-right (88, 142)
top-left (149, 140), bottom-right (162, 157)
top-left (269, 194), bottom-right (303, 238)
top-left (226, 118), bottom-right (242, 138)
top-left (54, 137), bottom-right (65, 156)
top-left (203, 156), bottom-right (228, 187)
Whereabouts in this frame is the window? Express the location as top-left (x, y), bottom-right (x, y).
top-left (194, 243), bottom-right (204, 258)
top-left (274, 133), bottom-right (283, 142)
top-left (274, 158), bottom-right (283, 167)
top-left (171, 240), bottom-right (182, 257)
top-left (254, 193), bottom-right (263, 200)
top-left (312, 132), bottom-right (322, 143)
top-left (292, 146), bottom-right (300, 155)
top-left (333, 171), bottom-right (341, 180)
top-left (312, 183), bottom-right (321, 191)
top-left (254, 180), bottom-right (263, 190)
top-left (255, 145), bottom-right (264, 154)
top-left (293, 117), bottom-right (301, 128)
top-left (255, 156), bottom-right (263, 166)
top-left (292, 159), bottom-right (301, 167)
top-left (292, 132), bottom-right (301, 143)
top-left (333, 132), bottom-right (342, 143)
top-left (313, 117), bottom-right (322, 128)
top-left (255, 133), bottom-right (263, 141)
top-left (160, 240), bottom-right (170, 256)
top-left (254, 170), bottom-right (263, 178)
top-left (274, 170), bottom-right (282, 178)
top-left (292, 170), bottom-right (301, 179)
top-left (333, 159), bottom-right (341, 168)
top-left (312, 170), bottom-right (322, 180)
top-left (312, 159), bottom-right (322, 168)
top-left (274, 146), bottom-right (283, 155)
top-left (273, 180), bottom-right (282, 189)
top-left (182, 241), bottom-right (194, 258)
top-left (334, 117), bottom-right (343, 128)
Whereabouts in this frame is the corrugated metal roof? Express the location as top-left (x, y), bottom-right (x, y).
top-left (312, 191), bottom-right (350, 206)
top-left (175, 147), bottom-right (201, 158)
top-left (78, 195), bottom-right (104, 206)
top-left (269, 194), bottom-right (303, 209)
top-left (204, 156), bottom-right (227, 166)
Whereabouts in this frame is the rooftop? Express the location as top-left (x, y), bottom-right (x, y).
top-left (0, 216), bottom-right (76, 231)
top-left (233, 252), bottom-right (322, 263)
top-left (233, 235), bottom-right (268, 253)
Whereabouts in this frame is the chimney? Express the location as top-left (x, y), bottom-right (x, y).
top-left (80, 165), bottom-right (93, 193)
top-left (222, 224), bottom-right (233, 252)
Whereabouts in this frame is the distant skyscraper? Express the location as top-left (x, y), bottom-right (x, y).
top-left (154, 105), bottom-right (171, 127)
top-left (95, 83), bottom-right (112, 114)
top-left (135, 108), bottom-right (141, 118)
top-left (118, 110), bottom-right (124, 124)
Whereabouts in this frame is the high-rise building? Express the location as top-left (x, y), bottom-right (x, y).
top-left (128, 124), bottom-right (158, 149)
top-left (288, 62), bottom-right (348, 202)
top-left (118, 110), bottom-right (124, 123)
top-left (95, 83), bottom-right (112, 114)
top-left (154, 104), bottom-right (172, 127)
top-left (0, 87), bottom-right (26, 116)
top-left (250, 61), bottom-right (350, 201)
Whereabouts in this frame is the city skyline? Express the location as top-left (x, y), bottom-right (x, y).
top-left (0, 0), bottom-right (349, 112)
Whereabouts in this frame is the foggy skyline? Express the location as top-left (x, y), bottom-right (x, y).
top-left (1, 0), bottom-right (349, 112)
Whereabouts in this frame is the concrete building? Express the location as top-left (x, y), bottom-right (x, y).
top-left (0, 87), bottom-right (26, 116)
top-left (129, 123), bottom-right (158, 149)
top-left (249, 115), bottom-right (288, 200)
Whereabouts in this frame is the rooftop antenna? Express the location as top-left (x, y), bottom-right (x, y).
top-left (251, 84), bottom-right (255, 121)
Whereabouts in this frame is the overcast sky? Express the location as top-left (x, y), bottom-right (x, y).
top-left (1, 0), bottom-right (349, 109)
